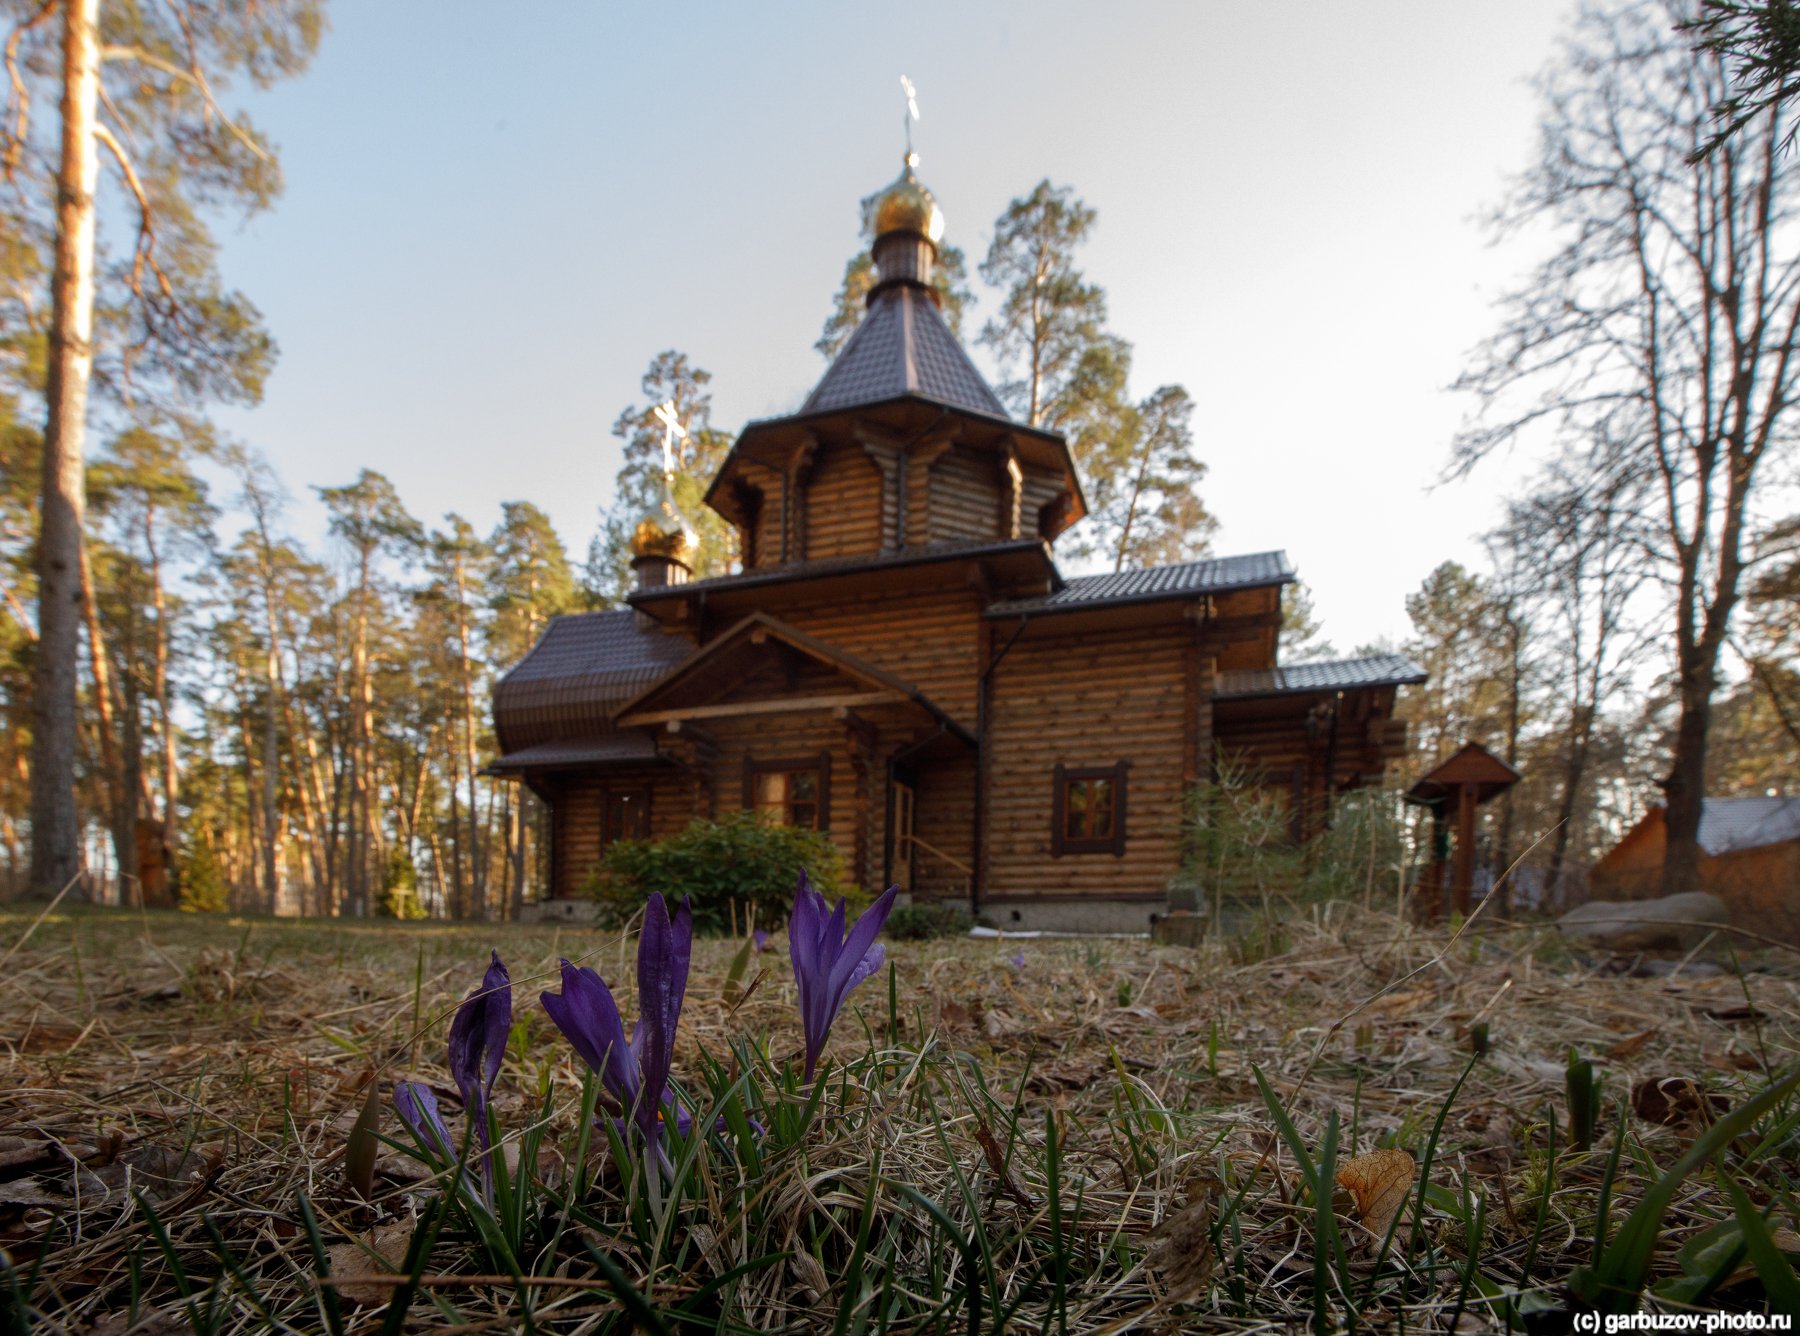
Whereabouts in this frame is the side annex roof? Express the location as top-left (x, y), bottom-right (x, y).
top-left (1216, 653), bottom-right (1428, 700)
top-left (984, 551), bottom-right (1294, 617)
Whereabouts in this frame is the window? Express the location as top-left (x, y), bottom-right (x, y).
top-left (743, 753), bottom-right (831, 831)
top-left (602, 787), bottom-right (650, 846)
top-left (1051, 762), bottom-right (1129, 856)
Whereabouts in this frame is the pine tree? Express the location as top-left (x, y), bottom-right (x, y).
top-left (6, 0), bottom-right (322, 896)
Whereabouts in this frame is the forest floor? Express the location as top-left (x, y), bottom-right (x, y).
top-left (2, 901), bottom-right (1798, 1333)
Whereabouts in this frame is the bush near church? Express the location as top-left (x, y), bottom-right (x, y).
top-left (582, 810), bottom-right (849, 934)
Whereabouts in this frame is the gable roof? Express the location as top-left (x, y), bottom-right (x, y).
top-left (985, 551), bottom-right (1294, 618)
top-left (803, 284), bottom-right (1009, 421)
top-left (1218, 651), bottom-right (1428, 701)
top-left (1698, 795), bottom-right (1800, 855)
top-left (613, 611), bottom-right (974, 744)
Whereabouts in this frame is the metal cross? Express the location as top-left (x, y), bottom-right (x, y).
top-left (900, 74), bottom-right (919, 159)
top-left (652, 400), bottom-right (687, 481)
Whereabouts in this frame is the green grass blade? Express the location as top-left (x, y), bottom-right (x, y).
top-left (295, 1189), bottom-right (347, 1336)
top-left (1721, 1169), bottom-right (1800, 1314)
top-left (1572, 1064), bottom-right (1800, 1312)
top-left (578, 1235), bottom-right (675, 1336)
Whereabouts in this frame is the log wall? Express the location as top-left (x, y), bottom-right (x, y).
top-left (551, 766), bottom-right (692, 897)
top-left (907, 756), bottom-right (977, 901)
top-left (734, 460), bottom-right (786, 571)
top-left (983, 623), bottom-right (1199, 900)
top-left (925, 444), bottom-right (1004, 545)
top-left (802, 442), bottom-right (882, 559)
top-left (778, 586), bottom-right (983, 723)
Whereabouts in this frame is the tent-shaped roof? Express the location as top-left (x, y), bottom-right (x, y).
top-left (803, 283), bottom-right (1008, 421)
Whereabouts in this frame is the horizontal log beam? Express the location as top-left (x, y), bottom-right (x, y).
top-left (619, 690), bottom-right (902, 727)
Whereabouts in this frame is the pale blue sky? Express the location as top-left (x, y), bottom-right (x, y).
top-left (208, 0), bottom-right (1581, 648)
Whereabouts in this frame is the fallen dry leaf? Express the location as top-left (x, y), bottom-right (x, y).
top-left (1147, 1178), bottom-right (1216, 1304)
top-left (326, 1218), bottom-right (416, 1306)
top-left (1631, 1076), bottom-right (1728, 1126)
top-left (1334, 1148), bottom-right (1416, 1240)
top-left (1025, 1059), bottom-right (1106, 1093)
top-left (1604, 1029), bottom-right (1657, 1061)
top-left (1363, 989), bottom-right (1436, 1017)
top-left (1703, 1049), bottom-right (1763, 1073)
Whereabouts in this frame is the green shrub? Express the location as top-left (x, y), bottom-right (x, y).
top-left (585, 811), bottom-right (848, 934)
top-left (885, 901), bottom-right (971, 940)
top-left (177, 836), bottom-right (229, 913)
top-left (1180, 749), bottom-right (1418, 925)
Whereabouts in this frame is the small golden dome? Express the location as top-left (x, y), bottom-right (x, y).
top-left (629, 496), bottom-right (696, 563)
top-left (873, 155), bottom-right (944, 245)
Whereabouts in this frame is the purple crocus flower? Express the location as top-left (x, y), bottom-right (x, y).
top-left (753, 928), bottom-right (770, 954)
top-left (541, 893), bottom-right (693, 1145)
top-left (447, 950), bottom-right (511, 1153)
top-left (789, 873), bottom-right (899, 1080)
top-left (394, 950), bottom-right (510, 1201)
top-left (394, 1080), bottom-right (454, 1163)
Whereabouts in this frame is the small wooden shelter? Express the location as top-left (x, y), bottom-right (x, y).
top-left (490, 157), bottom-right (1428, 930)
top-left (1406, 742), bottom-right (1520, 917)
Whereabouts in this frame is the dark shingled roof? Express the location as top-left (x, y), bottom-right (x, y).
top-left (487, 736), bottom-right (664, 772)
top-left (1216, 653), bottom-right (1428, 700)
top-left (803, 284), bottom-right (1009, 420)
top-left (491, 610), bottom-right (691, 752)
top-left (630, 538), bottom-right (1056, 604)
top-left (983, 551), bottom-right (1294, 617)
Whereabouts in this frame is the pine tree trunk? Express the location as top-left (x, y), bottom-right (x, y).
top-left (147, 513), bottom-right (180, 885)
top-left (27, 0), bottom-right (101, 900)
top-left (453, 553), bottom-right (484, 919)
top-left (121, 609), bottom-right (145, 905)
top-left (78, 533), bottom-right (128, 880)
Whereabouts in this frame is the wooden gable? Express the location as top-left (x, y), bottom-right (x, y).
top-left (1406, 741), bottom-right (1521, 807)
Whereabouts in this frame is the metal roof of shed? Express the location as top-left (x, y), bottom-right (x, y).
top-left (1698, 795), bottom-right (1800, 855)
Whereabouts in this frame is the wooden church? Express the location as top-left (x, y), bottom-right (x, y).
top-left (491, 159), bottom-right (1425, 930)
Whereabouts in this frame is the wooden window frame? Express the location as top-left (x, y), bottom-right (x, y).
top-left (1051, 761), bottom-right (1129, 857)
top-left (742, 752), bottom-right (832, 832)
top-left (600, 785), bottom-right (651, 849)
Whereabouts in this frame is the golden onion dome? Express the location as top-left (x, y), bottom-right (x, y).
top-left (629, 495), bottom-right (696, 563)
top-left (873, 154), bottom-right (945, 245)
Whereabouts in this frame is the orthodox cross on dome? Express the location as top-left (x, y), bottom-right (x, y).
top-left (900, 74), bottom-right (919, 162)
top-left (652, 399), bottom-right (688, 484)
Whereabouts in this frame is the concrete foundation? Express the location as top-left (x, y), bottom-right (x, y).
top-left (520, 898), bottom-right (603, 925)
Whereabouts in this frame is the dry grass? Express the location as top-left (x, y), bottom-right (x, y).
top-left (2, 900), bottom-right (1797, 1332)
